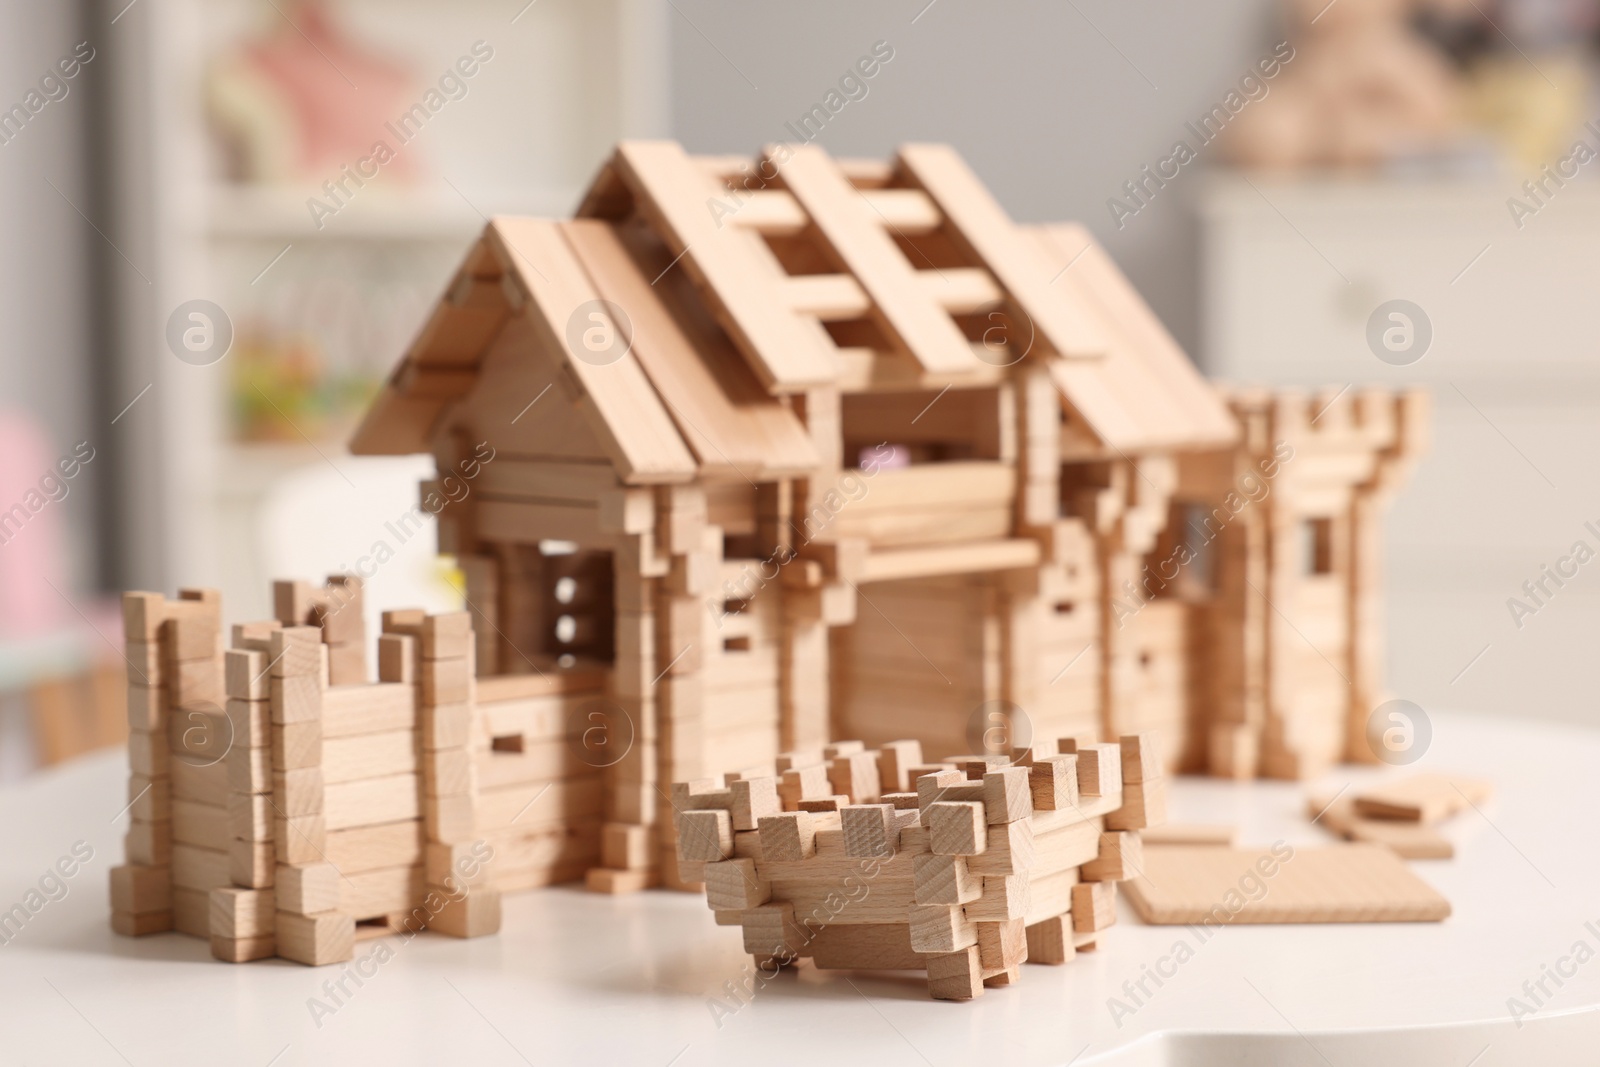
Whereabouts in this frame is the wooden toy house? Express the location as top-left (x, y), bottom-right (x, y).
top-left (110, 141), bottom-right (1427, 963)
top-left (346, 140), bottom-right (1425, 890)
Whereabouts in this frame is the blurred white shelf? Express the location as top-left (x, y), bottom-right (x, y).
top-left (203, 183), bottom-right (581, 241)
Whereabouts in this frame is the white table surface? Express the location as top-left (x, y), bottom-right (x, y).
top-left (1, 709), bottom-right (1597, 1067)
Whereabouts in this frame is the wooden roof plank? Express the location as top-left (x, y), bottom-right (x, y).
top-left (1036, 225), bottom-right (1236, 451)
top-left (765, 144), bottom-right (980, 379)
top-left (604, 141), bottom-right (838, 394)
top-left (487, 217), bottom-right (697, 484)
top-left (560, 219), bottom-right (818, 479)
top-left (897, 143), bottom-right (1108, 360)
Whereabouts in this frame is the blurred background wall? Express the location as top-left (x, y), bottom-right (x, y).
top-left (3, 0), bottom-right (1598, 777)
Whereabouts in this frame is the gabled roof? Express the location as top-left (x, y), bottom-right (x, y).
top-left (1032, 224), bottom-right (1239, 451)
top-left (351, 140), bottom-right (1235, 476)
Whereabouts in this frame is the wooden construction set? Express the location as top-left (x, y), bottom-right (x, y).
top-left (671, 734), bottom-right (1165, 999)
top-left (109, 141), bottom-right (1431, 986)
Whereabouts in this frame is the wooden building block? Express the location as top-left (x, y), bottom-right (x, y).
top-left (908, 904), bottom-right (977, 953)
top-left (110, 865), bottom-right (171, 914)
top-left (918, 769), bottom-right (983, 810)
top-left (275, 816), bottom-right (328, 866)
top-left (778, 764), bottom-right (829, 810)
top-left (1072, 881), bottom-right (1117, 933)
top-left (796, 795), bottom-right (850, 813)
top-left (678, 809), bottom-right (734, 863)
top-left (875, 739), bottom-right (924, 794)
top-left (1082, 831), bottom-right (1143, 882)
top-left (968, 820), bottom-right (1035, 876)
top-left (1352, 774), bottom-right (1491, 824)
top-left (210, 887), bottom-right (275, 939)
top-left (1025, 914), bottom-right (1076, 964)
top-left (1118, 733), bottom-right (1163, 784)
top-left (1106, 778), bottom-right (1166, 831)
top-left (976, 917), bottom-right (1027, 971)
top-left (703, 858), bottom-right (770, 911)
top-left (729, 777), bottom-right (780, 830)
top-left (211, 934), bottom-right (277, 962)
top-left (269, 627), bottom-right (323, 678)
top-left (600, 823), bottom-right (654, 870)
top-left (926, 945), bottom-right (983, 1000)
top-left (982, 766), bottom-right (1032, 824)
top-left (112, 909), bottom-right (174, 937)
top-left (828, 750), bottom-right (880, 803)
top-left (225, 649), bottom-right (268, 701)
top-left (966, 873), bottom-right (1029, 921)
top-left (428, 888), bottom-right (502, 938)
top-left (758, 811), bottom-right (816, 862)
top-left (741, 902), bottom-right (801, 959)
top-left (229, 839), bottom-right (275, 889)
top-left (377, 634), bottom-right (416, 684)
top-left (275, 910), bottom-right (354, 966)
top-left (1029, 755), bottom-right (1079, 811)
top-left (420, 613), bottom-right (473, 660)
top-left (1067, 742), bottom-right (1121, 797)
top-left (1309, 794), bottom-right (1451, 859)
top-left (928, 801), bottom-right (986, 856)
top-left (271, 722), bottom-right (323, 771)
top-left (913, 853), bottom-right (979, 905)
top-left (841, 803), bottom-right (896, 858)
top-left (276, 863), bottom-right (340, 915)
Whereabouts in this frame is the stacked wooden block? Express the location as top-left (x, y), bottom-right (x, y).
top-left (210, 620), bottom-right (280, 961)
top-left (266, 625), bottom-right (354, 964)
top-left (274, 576), bottom-right (366, 686)
top-left (111, 589), bottom-right (225, 938)
top-left (411, 612), bottom-right (502, 938)
top-left (672, 733), bottom-right (1166, 1000)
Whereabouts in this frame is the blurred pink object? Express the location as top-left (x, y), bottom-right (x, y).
top-left (208, 0), bottom-right (417, 184)
top-left (0, 411), bottom-right (69, 639)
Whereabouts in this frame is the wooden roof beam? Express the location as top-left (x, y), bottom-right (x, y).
top-left (898, 143), bottom-right (1108, 359)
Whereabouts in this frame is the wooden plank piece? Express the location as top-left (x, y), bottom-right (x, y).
top-left (1124, 845), bottom-right (1450, 924)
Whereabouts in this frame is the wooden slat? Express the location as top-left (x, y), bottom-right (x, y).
top-left (561, 219), bottom-right (820, 479)
top-left (487, 217), bottom-right (697, 485)
top-left (783, 274), bottom-right (870, 320)
top-left (731, 188), bottom-right (942, 236)
top-left (605, 141), bottom-right (838, 393)
top-left (768, 144), bottom-right (980, 379)
top-left (898, 143), bottom-right (1107, 359)
top-left (859, 538), bottom-right (1041, 583)
top-left (1039, 223), bottom-right (1236, 447)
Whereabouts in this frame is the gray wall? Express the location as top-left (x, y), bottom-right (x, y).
top-left (667, 0), bottom-right (1278, 358)
top-left (0, 0), bottom-right (105, 591)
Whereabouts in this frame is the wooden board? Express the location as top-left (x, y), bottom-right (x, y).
top-left (1309, 793), bottom-right (1452, 860)
top-left (1124, 845), bottom-right (1450, 924)
top-left (1352, 774), bottom-right (1492, 824)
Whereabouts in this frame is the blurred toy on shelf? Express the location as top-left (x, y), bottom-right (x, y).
top-left (206, 0), bottom-right (419, 186)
